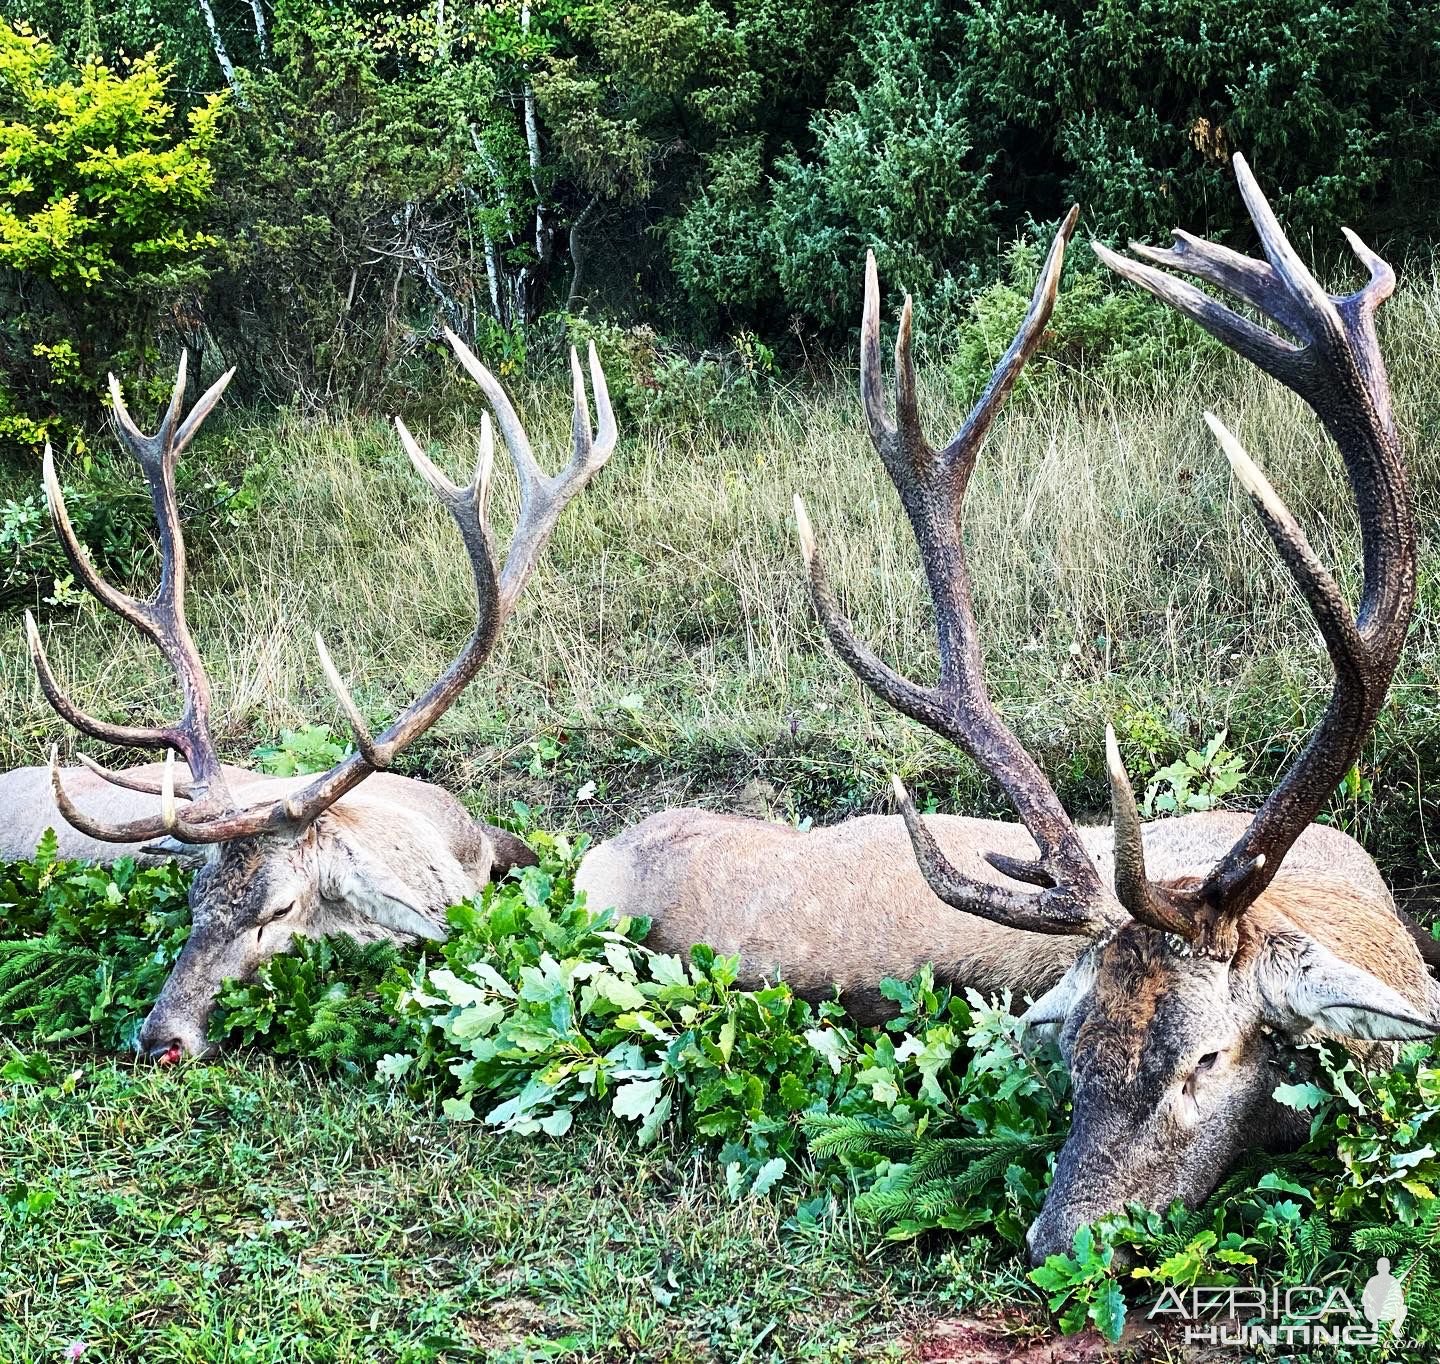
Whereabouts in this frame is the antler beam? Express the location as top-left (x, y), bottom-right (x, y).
top-left (1095, 153), bottom-right (1414, 957)
top-left (798, 210), bottom-right (1124, 937)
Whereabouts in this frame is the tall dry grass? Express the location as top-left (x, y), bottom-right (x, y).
top-left (3, 271), bottom-right (1438, 873)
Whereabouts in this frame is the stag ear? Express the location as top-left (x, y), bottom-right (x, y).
top-left (1260, 937), bottom-right (1440, 1042)
top-left (480, 822), bottom-right (539, 878)
top-left (1021, 955), bottom-right (1098, 1036)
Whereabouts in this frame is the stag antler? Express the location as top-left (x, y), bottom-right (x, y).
top-left (1093, 153), bottom-right (1414, 957)
top-left (796, 209), bottom-right (1124, 937)
top-left (32, 335), bottom-right (616, 844)
top-left (26, 357), bottom-right (234, 800)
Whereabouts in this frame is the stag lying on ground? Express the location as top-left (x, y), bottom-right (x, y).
top-left (581, 156), bottom-right (1437, 1260)
top-left (13, 337), bottom-right (615, 1060)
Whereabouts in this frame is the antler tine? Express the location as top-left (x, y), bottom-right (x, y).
top-left (47, 743), bottom-right (179, 844)
top-left (587, 339), bottom-right (618, 467)
top-left (173, 368), bottom-right (237, 458)
top-left (244, 337), bottom-right (613, 837)
top-left (893, 295), bottom-right (923, 447)
top-left (568, 344), bottom-right (593, 469)
top-left (1105, 727), bottom-right (1192, 936)
top-left (75, 750), bottom-right (198, 800)
top-left (1230, 154), bottom-right (1334, 325)
top-left (793, 493), bottom-right (950, 725)
top-left (1203, 413), bottom-right (1362, 658)
top-left (443, 326), bottom-right (543, 501)
top-left (860, 250), bottom-right (897, 447)
top-left (396, 414), bottom-right (463, 499)
top-left (24, 609), bottom-right (171, 751)
top-left (798, 221), bottom-right (1124, 938)
top-left (158, 351), bottom-right (188, 448)
top-left (1091, 238), bottom-right (1298, 381)
top-left (942, 204), bottom-right (1080, 470)
top-left (42, 443), bottom-right (148, 628)
top-left (314, 630), bottom-right (387, 769)
top-left (1339, 226), bottom-right (1396, 317)
top-left (1097, 156), bottom-right (1415, 956)
top-left (107, 371), bottom-right (147, 446)
top-left (890, 777), bottom-right (1101, 934)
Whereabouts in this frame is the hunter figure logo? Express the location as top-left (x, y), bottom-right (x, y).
top-left (1362, 1258), bottom-right (1407, 1337)
top-left (1150, 1260), bottom-right (1408, 1348)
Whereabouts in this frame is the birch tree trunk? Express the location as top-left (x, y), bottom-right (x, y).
top-left (246, 0), bottom-right (268, 59)
top-left (196, 0), bottom-right (246, 105)
top-left (519, 3), bottom-right (554, 321)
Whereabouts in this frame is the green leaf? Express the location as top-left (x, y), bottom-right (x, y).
top-left (1088, 1282), bottom-right (1127, 1342)
top-left (612, 1077), bottom-right (664, 1122)
top-left (591, 971), bottom-right (647, 1012)
top-left (648, 954), bottom-right (689, 987)
top-left (442, 1097), bottom-right (475, 1122)
top-left (637, 1092), bottom-right (673, 1146)
top-left (749, 1157), bottom-right (786, 1198)
top-left (375, 1053), bottom-right (413, 1081)
top-left (1273, 1081), bottom-right (1330, 1112)
top-left (805, 1027), bottom-right (845, 1074)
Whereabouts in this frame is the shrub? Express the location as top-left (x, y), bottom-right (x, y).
top-left (669, 0), bottom-right (1440, 339)
top-left (212, 936), bottom-right (411, 1074)
top-left (0, 830), bottom-right (191, 1050)
top-left (563, 312), bottom-right (774, 434)
top-left (947, 233), bottom-right (1224, 401)
top-left (0, 22), bottom-right (224, 452)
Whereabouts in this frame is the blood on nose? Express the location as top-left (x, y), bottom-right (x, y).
top-left (154, 1042), bottom-right (184, 1067)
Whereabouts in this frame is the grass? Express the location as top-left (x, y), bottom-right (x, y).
top-left (0, 1055), bottom-right (966, 1364)
top-left (4, 268), bottom-right (1439, 885)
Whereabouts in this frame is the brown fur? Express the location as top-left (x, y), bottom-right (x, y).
top-left (574, 805), bottom-right (1396, 1020)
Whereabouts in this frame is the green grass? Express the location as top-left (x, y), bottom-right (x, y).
top-left (4, 269), bottom-right (1439, 885)
top-left (0, 1056), bottom-right (960, 1364)
top-left (3, 263), bottom-right (1439, 1363)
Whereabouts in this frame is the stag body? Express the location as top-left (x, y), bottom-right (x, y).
top-left (776, 155), bottom-right (1435, 1264)
top-left (1, 761), bottom-right (529, 872)
top-left (20, 336), bottom-right (615, 1058)
top-left (576, 809), bottom-right (1401, 1023)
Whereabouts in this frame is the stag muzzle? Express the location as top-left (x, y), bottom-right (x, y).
top-left (135, 923), bottom-right (246, 1061)
top-left (1024, 1115), bottom-right (1147, 1266)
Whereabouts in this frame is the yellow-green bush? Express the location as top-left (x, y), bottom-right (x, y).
top-left (0, 22), bottom-right (224, 455)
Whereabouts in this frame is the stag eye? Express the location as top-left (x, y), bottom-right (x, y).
top-left (256, 903), bottom-right (295, 938)
top-left (1196, 1051), bottom-right (1220, 1073)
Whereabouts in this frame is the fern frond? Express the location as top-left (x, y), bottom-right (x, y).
top-left (800, 1111), bottom-right (915, 1157)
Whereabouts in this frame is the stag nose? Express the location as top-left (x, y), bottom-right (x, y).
top-left (1025, 1209), bottom-right (1081, 1267)
top-left (138, 1015), bottom-right (212, 1063)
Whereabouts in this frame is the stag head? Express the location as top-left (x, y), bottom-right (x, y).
top-left (1022, 890), bottom-right (1437, 1261)
top-left (28, 336), bottom-right (614, 1058)
top-left (798, 155), bottom-right (1435, 1262)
